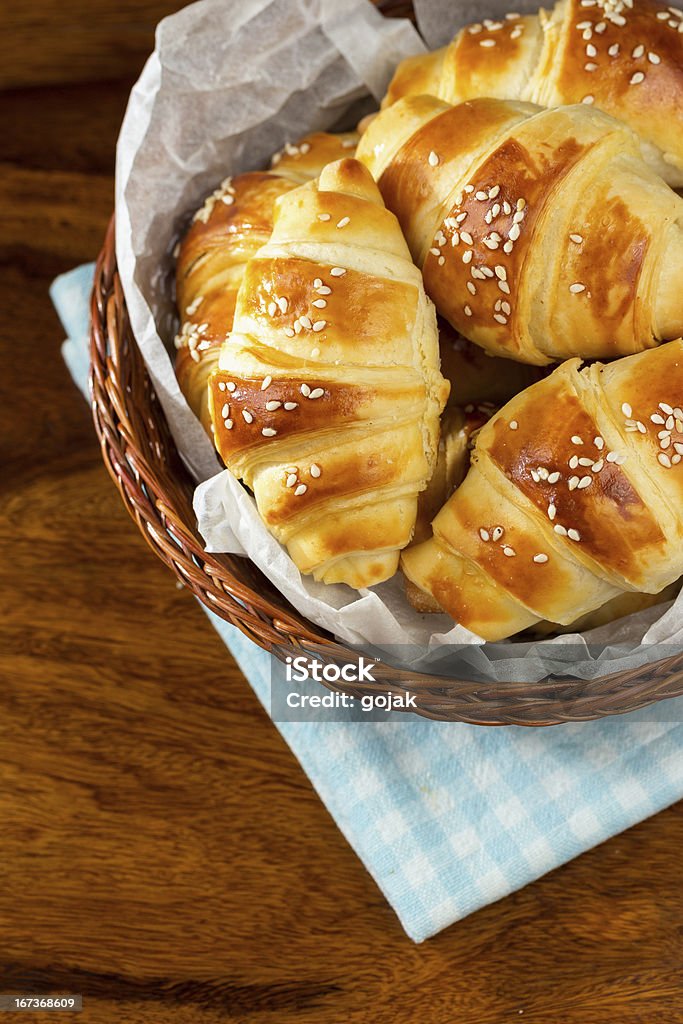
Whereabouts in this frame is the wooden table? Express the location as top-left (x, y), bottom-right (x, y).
top-left (1, 3), bottom-right (682, 1021)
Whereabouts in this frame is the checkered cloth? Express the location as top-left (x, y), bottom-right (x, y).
top-left (53, 264), bottom-right (683, 942)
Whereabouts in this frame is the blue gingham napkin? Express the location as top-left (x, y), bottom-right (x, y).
top-left (52, 263), bottom-right (683, 942)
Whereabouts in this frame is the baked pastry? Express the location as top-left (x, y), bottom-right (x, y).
top-left (401, 340), bottom-right (683, 640)
top-left (530, 581), bottom-right (681, 636)
top-left (438, 319), bottom-right (545, 406)
top-left (174, 131), bottom-right (358, 430)
top-left (413, 402), bottom-right (495, 544)
top-left (383, 0), bottom-right (683, 186)
top-left (356, 95), bottom-right (683, 364)
top-left (208, 157), bottom-right (449, 588)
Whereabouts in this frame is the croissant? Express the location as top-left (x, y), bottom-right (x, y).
top-left (174, 131), bottom-right (358, 431)
top-left (383, 0), bottom-right (683, 186)
top-left (356, 95), bottom-right (683, 365)
top-left (207, 157), bottom-right (449, 589)
top-left (438, 319), bottom-right (545, 406)
top-left (401, 340), bottom-right (683, 641)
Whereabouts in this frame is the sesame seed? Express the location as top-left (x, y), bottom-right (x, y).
top-left (461, 231), bottom-right (474, 245)
top-left (224, 419), bottom-right (233, 430)
top-left (608, 43), bottom-right (620, 56)
top-left (534, 553), bottom-right (549, 564)
top-left (221, 403), bottom-right (230, 417)
top-left (582, 94), bottom-right (595, 104)
top-left (284, 327), bottom-right (295, 338)
top-left (569, 476), bottom-right (579, 490)
top-left (316, 285), bottom-right (331, 295)
top-left (569, 283), bottom-right (586, 294)
top-left (284, 402), bottom-right (298, 411)
top-left (494, 313), bottom-right (508, 324)
top-left (632, 44), bottom-right (645, 57)
top-left (660, 402), bottom-right (674, 414)
top-left (438, 256), bottom-right (445, 266)
top-left (467, 282), bottom-right (477, 295)
top-left (570, 233), bottom-right (584, 243)
top-left (227, 382), bottom-right (236, 392)
top-left (503, 241), bottom-right (514, 254)
top-left (503, 546), bottom-right (516, 557)
top-left (310, 464), bottom-right (321, 478)
top-left (336, 217), bottom-right (350, 228)
top-left (648, 52), bottom-right (661, 63)
top-left (299, 315), bottom-right (312, 330)
top-left (622, 402), bottom-right (632, 417)
top-left (658, 453), bottom-right (672, 468)
top-left (462, 250), bottom-right (473, 264)
top-left (498, 281), bottom-right (511, 295)
top-left (495, 265), bottom-right (507, 280)
top-left (475, 190), bottom-right (488, 200)
top-left (548, 503), bottom-right (557, 520)
top-left (318, 213), bottom-right (331, 222)
top-left (428, 150), bottom-right (440, 166)
top-left (262, 427), bottom-right (277, 437)
top-left (554, 524), bottom-right (568, 536)
top-left (630, 72), bottom-right (645, 84)
top-left (308, 387), bottom-right (325, 400)
top-left (509, 420), bottom-right (518, 430)
top-left (278, 297), bottom-right (288, 313)
top-left (265, 400), bottom-right (281, 411)
top-left (294, 484), bottom-right (307, 496)
top-left (464, 305), bottom-right (473, 317)
top-left (579, 457), bottom-right (593, 466)
top-left (509, 223), bottom-right (521, 241)
top-left (312, 298), bottom-right (327, 308)
top-left (330, 267), bottom-right (346, 277)
top-left (480, 38), bottom-right (497, 46)
top-left (572, 435), bottom-right (584, 445)
top-left (261, 375), bottom-right (273, 391)
top-left (242, 409), bottom-right (253, 423)
top-left (578, 476), bottom-right (592, 489)
top-left (300, 383), bottom-right (311, 397)
top-left (585, 62), bottom-right (598, 71)
top-left (502, 301), bottom-right (511, 315)
top-left (312, 321), bottom-right (326, 332)
top-left (548, 471), bottom-right (561, 484)
top-left (586, 43), bottom-right (597, 56)
top-left (489, 185), bottom-right (501, 199)
top-left (568, 528), bottom-right (581, 542)
top-left (218, 382), bottom-right (226, 391)
top-left (595, 437), bottom-right (605, 450)
top-left (479, 528), bottom-right (490, 541)
top-left (569, 455), bottom-right (579, 468)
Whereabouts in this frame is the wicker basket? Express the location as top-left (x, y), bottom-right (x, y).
top-left (89, 8), bottom-right (683, 726)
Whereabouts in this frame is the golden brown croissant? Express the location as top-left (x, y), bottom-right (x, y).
top-left (438, 318), bottom-right (546, 406)
top-left (384, 0), bottom-right (683, 186)
top-left (207, 157), bottom-right (449, 589)
top-left (356, 95), bottom-right (683, 365)
top-left (401, 340), bottom-right (683, 641)
top-left (174, 131), bottom-right (358, 431)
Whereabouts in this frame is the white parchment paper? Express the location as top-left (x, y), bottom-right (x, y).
top-left (115, 0), bottom-right (683, 680)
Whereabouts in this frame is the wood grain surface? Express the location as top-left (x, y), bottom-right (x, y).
top-left (1, 3), bottom-right (682, 1022)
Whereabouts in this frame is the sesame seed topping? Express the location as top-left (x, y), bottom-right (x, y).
top-left (548, 471), bottom-right (561, 484)
top-left (570, 233), bottom-right (584, 244)
top-left (300, 383), bottom-right (311, 397)
top-left (582, 94), bottom-right (595, 104)
top-left (658, 453), bottom-right (672, 468)
top-left (224, 419), bottom-right (233, 430)
top-left (330, 267), bottom-right (346, 277)
top-left (622, 402), bottom-right (632, 417)
top-left (503, 546), bottom-right (516, 557)
top-left (467, 282), bottom-right (477, 295)
top-left (509, 223), bottom-right (521, 241)
top-left (462, 250), bottom-right (473, 264)
top-left (608, 43), bottom-right (620, 56)
top-left (308, 387), bottom-right (325, 400)
top-left (242, 409), bottom-right (253, 424)
top-left (265, 400), bottom-right (281, 411)
top-left (569, 455), bottom-right (579, 468)
top-left (318, 213), bottom-right (331, 221)
top-left (475, 190), bottom-right (488, 201)
top-left (299, 315), bottom-right (312, 330)
top-left (294, 484), bottom-right (307, 496)
top-left (284, 402), bottom-right (298, 411)
top-left (312, 321), bottom-right (326, 332)
top-left (548, 503), bottom-right (557, 520)
top-left (571, 436), bottom-right (584, 445)
top-left (221, 403), bottom-right (230, 417)
top-left (568, 529), bottom-right (581, 542)
top-left (464, 305), bottom-right (473, 317)
top-left (648, 51), bottom-right (661, 63)
top-left (461, 231), bottom-right (474, 245)
top-left (480, 38), bottom-right (497, 46)
top-left (312, 298), bottom-right (327, 308)
top-left (262, 427), bottom-right (277, 437)
top-left (227, 382), bottom-right (236, 392)
top-left (534, 553), bottom-right (549, 563)
top-left (595, 436), bottom-right (605, 450)
top-left (569, 283), bottom-right (586, 294)
top-left (660, 402), bottom-right (674, 414)
top-left (428, 150), bottom-right (440, 166)
top-left (218, 382), bottom-right (226, 391)
top-left (586, 42), bottom-right (597, 56)
top-left (494, 313), bottom-right (508, 324)
top-left (336, 217), bottom-right (350, 228)
top-left (261, 375), bottom-right (272, 391)
top-left (509, 420), bottom-right (519, 430)
top-left (632, 44), bottom-right (645, 57)
top-left (479, 528), bottom-right (490, 541)
top-left (569, 476), bottom-right (579, 490)
top-left (498, 281), bottom-right (511, 295)
top-left (554, 524), bottom-right (568, 536)
top-left (630, 72), bottom-right (645, 84)
top-left (310, 464), bottom-right (321, 478)
top-left (284, 327), bottom-right (295, 337)
top-left (494, 265), bottom-right (507, 280)
top-left (585, 62), bottom-right (598, 71)
top-left (278, 297), bottom-right (288, 313)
